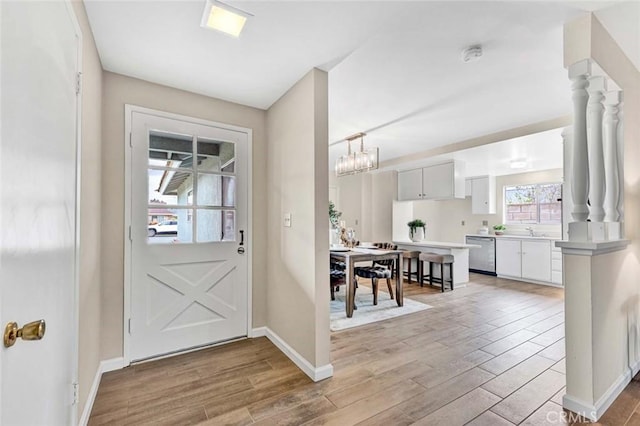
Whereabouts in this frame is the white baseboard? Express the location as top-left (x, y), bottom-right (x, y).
top-left (101, 357), bottom-right (125, 373)
top-left (78, 364), bottom-right (103, 426)
top-left (563, 369), bottom-right (632, 421)
top-left (250, 326), bottom-right (267, 338)
top-left (594, 369), bottom-right (633, 419)
top-left (78, 357), bottom-right (125, 426)
top-left (253, 327), bottom-right (333, 382)
top-left (631, 359), bottom-right (640, 377)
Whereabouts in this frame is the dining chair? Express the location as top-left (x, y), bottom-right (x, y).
top-left (354, 242), bottom-right (397, 305)
top-left (329, 258), bottom-right (358, 306)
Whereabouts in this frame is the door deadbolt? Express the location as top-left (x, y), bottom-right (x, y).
top-left (4, 320), bottom-right (46, 348)
top-left (237, 247), bottom-right (245, 254)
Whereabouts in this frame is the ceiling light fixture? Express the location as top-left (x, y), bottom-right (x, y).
top-left (510, 159), bottom-right (527, 169)
top-left (201, 0), bottom-right (252, 38)
top-left (335, 133), bottom-right (379, 177)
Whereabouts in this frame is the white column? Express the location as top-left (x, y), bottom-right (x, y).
top-left (616, 99), bottom-right (624, 222)
top-left (586, 76), bottom-right (606, 222)
top-left (561, 127), bottom-right (574, 241)
top-left (557, 241), bottom-right (630, 421)
top-left (603, 91), bottom-right (621, 222)
top-left (569, 62), bottom-right (590, 222)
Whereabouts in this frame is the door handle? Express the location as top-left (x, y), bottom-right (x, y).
top-left (239, 230), bottom-right (244, 246)
top-left (4, 319), bottom-right (46, 348)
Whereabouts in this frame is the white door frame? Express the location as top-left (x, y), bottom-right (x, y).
top-left (69, 1), bottom-right (83, 423)
top-left (123, 105), bottom-right (253, 365)
top-left (0, 0), bottom-right (82, 422)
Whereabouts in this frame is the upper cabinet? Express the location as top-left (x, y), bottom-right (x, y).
top-left (397, 168), bottom-right (424, 201)
top-left (397, 161), bottom-right (465, 201)
top-left (467, 176), bottom-right (496, 214)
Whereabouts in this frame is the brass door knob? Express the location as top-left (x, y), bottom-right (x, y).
top-left (3, 320), bottom-right (46, 348)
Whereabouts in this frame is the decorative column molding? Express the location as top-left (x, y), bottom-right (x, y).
top-left (616, 98), bottom-right (624, 222)
top-left (566, 59), bottom-right (624, 242)
top-left (603, 91), bottom-right (621, 222)
top-left (586, 76), bottom-right (606, 222)
top-left (561, 127), bottom-right (574, 241)
top-left (569, 60), bottom-right (590, 222)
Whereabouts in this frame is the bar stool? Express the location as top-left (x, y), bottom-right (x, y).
top-left (419, 252), bottom-right (455, 292)
top-left (402, 250), bottom-right (421, 284)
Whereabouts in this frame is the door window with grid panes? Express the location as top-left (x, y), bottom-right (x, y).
top-left (147, 131), bottom-right (236, 243)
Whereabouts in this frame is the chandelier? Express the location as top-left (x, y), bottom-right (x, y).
top-left (334, 132), bottom-right (379, 177)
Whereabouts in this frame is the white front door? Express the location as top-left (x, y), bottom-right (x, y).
top-left (129, 110), bottom-right (249, 361)
top-left (1, 1), bottom-right (80, 425)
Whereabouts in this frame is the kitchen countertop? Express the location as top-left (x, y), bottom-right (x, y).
top-left (394, 240), bottom-right (480, 249)
top-left (466, 233), bottom-right (561, 241)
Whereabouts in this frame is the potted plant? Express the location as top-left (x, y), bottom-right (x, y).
top-left (329, 201), bottom-right (342, 228)
top-left (493, 224), bottom-right (506, 235)
top-left (329, 202), bottom-right (343, 246)
top-left (407, 219), bottom-right (426, 242)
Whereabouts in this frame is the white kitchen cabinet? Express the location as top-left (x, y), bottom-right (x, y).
top-left (397, 168), bottom-right (423, 201)
top-left (465, 179), bottom-right (472, 197)
top-left (470, 176), bottom-right (496, 214)
top-left (423, 162), bottom-right (465, 199)
top-left (551, 243), bottom-right (563, 285)
top-left (397, 161), bottom-right (465, 201)
top-left (496, 237), bottom-right (555, 285)
top-left (521, 240), bottom-right (551, 282)
top-left (496, 239), bottom-right (522, 277)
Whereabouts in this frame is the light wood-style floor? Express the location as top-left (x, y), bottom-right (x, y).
top-left (89, 273), bottom-right (602, 425)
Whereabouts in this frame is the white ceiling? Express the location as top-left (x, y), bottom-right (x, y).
top-left (386, 127), bottom-right (564, 177)
top-left (84, 1), bottom-right (629, 171)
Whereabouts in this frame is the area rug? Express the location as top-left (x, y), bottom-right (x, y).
top-left (330, 288), bottom-right (432, 331)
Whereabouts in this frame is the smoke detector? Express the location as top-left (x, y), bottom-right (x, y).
top-left (461, 45), bottom-right (483, 63)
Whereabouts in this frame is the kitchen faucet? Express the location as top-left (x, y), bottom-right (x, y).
top-left (525, 227), bottom-right (534, 237)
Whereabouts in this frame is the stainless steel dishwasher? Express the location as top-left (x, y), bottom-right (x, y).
top-left (466, 236), bottom-right (496, 275)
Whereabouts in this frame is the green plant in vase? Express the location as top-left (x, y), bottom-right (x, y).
top-left (329, 201), bottom-right (343, 246)
top-left (329, 201), bottom-right (342, 228)
top-left (493, 224), bottom-right (506, 235)
top-left (407, 219), bottom-right (426, 242)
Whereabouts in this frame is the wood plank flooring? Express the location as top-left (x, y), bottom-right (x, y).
top-left (88, 273), bottom-right (626, 425)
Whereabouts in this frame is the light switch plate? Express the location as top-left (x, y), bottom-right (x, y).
top-left (284, 213), bottom-right (292, 227)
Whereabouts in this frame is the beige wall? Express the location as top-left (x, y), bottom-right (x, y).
top-left (70, 0), bottom-right (103, 418)
top-left (331, 170), bottom-right (396, 243)
top-left (101, 72), bottom-right (268, 359)
top-left (412, 169), bottom-right (563, 243)
top-left (331, 173), bottom-right (364, 237)
top-left (370, 172), bottom-right (396, 242)
top-left (589, 15), bottom-right (640, 399)
top-left (266, 69), bottom-right (330, 367)
top-left (563, 12), bottom-right (640, 414)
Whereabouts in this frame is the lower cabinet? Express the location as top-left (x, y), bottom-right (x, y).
top-left (496, 238), bottom-right (555, 285)
top-left (521, 240), bottom-right (551, 282)
top-left (551, 245), bottom-right (563, 285)
top-left (496, 239), bottom-right (521, 277)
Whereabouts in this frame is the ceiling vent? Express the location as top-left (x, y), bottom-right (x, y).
top-left (461, 45), bottom-right (483, 63)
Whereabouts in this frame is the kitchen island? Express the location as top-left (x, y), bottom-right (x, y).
top-left (394, 240), bottom-right (480, 286)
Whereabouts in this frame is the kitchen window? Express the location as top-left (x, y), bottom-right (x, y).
top-left (504, 183), bottom-right (562, 225)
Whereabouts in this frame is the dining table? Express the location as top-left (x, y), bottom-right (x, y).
top-left (329, 247), bottom-right (404, 318)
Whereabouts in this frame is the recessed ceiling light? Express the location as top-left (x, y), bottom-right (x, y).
top-left (201, 0), bottom-right (252, 38)
top-left (510, 159), bottom-right (527, 169)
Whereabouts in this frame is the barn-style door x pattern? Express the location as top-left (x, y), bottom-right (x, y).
top-left (146, 261), bottom-right (237, 332)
